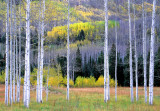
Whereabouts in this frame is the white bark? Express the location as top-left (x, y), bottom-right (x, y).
top-left (142, 0), bottom-right (147, 103)
top-left (134, 0), bottom-right (138, 101)
top-left (40, 0), bottom-right (45, 103)
top-left (37, 1), bottom-right (41, 103)
top-left (149, 0), bottom-right (156, 105)
top-left (46, 51), bottom-right (50, 102)
top-left (5, 0), bottom-right (9, 105)
top-left (115, 17), bottom-right (117, 102)
top-left (128, 0), bottom-right (134, 102)
top-left (9, 0), bottom-right (13, 105)
top-left (17, 0), bottom-right (22, 103)
top-left (104, 0), bottom-right (109, 103)
top-left (24, 0), bottom-right (31, 108)
top-left (13, 0), bottom-right (16, 103)
top-left (67, 0), bottom-right (70, 101)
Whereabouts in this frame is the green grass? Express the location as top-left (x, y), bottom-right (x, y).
top-left (0, 87), bottom-right (160, 111)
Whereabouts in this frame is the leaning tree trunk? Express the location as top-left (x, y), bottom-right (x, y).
top-left (134, 0), bottom-right (138, 101)
top-left (67, 0), bottom-right (70, 101)
top-left (149, 0), bottom-right (156, 105)
top-left (104, 0), bottom-right (109, 103)
top-left (128, 0), bottom-right (134, 102)
top-left (9, 0), bottom-right (13, 105)
top-left (24, 0), bottom-right (31, 108)
top-left (5, 0), bottom-right (9, 105)
top-left (142, 0), bottom-right (147, 103)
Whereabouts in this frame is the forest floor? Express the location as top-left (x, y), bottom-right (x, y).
top-left (0, 85), bottom-right (160, 111)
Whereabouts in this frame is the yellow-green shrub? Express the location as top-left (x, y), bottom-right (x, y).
top-left (95, 75), bottom-right (117, 87)
top-left (75, 76), bottom-right (96, 87)
top-left (61, 77), bottom-right (74, 87)
top-left (0, 71), bottom-right (5, 84)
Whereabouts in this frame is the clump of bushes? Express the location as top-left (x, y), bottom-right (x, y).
top-left (75, 76), bottom-right (117, 88)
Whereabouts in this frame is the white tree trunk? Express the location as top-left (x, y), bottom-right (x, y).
top-left (37, 1), bottom-right (41, 103)
top-left (40, 0), bottom-right (45, 103)
top-left (67, 0), bottom-right (70, 101)
top-left (104, 0), bottom-right (109, 103)
top-left (9, 0), bottom-right (13, 105)
top-left (149, 0), bottom-right (156, 105)
top-left (142, 0), bottom-right (147, 103)
top-left (24, 0), bottom-right (31, 108)
top-left (13, 0), bottom-right (16, 103)
top-left (46, 51), bottom-right (50, 102)
top-left (128, 0), bottom-right (134, 102)
top-left (17, 0), bottom-right (22, 103)
top-left (5, 0), bottom-right (9, 105)
top-left (115, 16), bottom-right (117, 102)
top-left (134, 0), bottom-right (138, 101)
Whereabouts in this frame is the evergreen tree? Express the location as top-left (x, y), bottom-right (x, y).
top-left (75, 47), bottom-right (82, 79)
top-left (109, 44), bottom-right (116, 79)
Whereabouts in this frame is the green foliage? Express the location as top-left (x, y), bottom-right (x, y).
top-left (75, 76), bottom-right (117, 88)
top-left (0, 71), bottom-right (5, 84)
top-left (47, 21), bottom-right (116, 44)
top-left (75, 76), bottom-right (96, 87)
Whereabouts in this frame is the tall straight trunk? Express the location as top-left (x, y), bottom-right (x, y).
top-left (46, 51), bottom-right (50, 102)
top-left (134, 0), bottom-right (138, 101)
top-left (67, 0), bottom-right (70, 101)
top-left (5, 0), bottom-right (9, 105)
top-left (13, 0), bottom-right (18, 102)
top-left (24, 0), bottom-right (31, 108)
top-left (149, 0), bottom-right (156, 105)
top-left (104, 0), bottom-right (109, 103)
top-left (13, 0), bottom-right (16, 103)
top-left (142, 0), bottom-right (147, 103)
top-left (17, 0), bottom-right (21, 103)
top-left (40, 0), bottom-right (45, 103)
top-left (37, 0), bottom-right (41, 103)
top-left (9, 0), bottom-right (13, 105)
top-left (128, 0), bottom-right (134, 102)
top-left (115, 16), bottom-right (117, 102)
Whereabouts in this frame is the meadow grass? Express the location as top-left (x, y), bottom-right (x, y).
top-left (0, 86), bottom-right (160, 111)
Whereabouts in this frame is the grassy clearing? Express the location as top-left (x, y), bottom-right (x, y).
top-left (0, 85), bottom-right (160, 111)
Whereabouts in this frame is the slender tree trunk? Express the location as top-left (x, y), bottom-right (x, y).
top-left (134, 0), bottom-right (138, 101)
top-left (128, 0), bottom-right (134, 102)
top-left (67, 0), bottom-right (70, 101)
top-left (5, 0), bottom-right (9, 105)
top-left (104, 0), bottom-right (109, 103)
top-left (46, 51), bottom-right (50, 102)
top-left (37, 0), bottom-right (41, 103)
top-left (13, 0), bottom-right (18, 102)
top-left (24, 0), bottom-right (31, 108)
top-left (17, 0), bottom-right (21, 103)
top-left (13, 0), bottom-right (17, 103)
top-left (115, 16), bottom-right (118, 102)
top-left (149, 0), bottom-right (156, 105)
top-left (9, 0), bottom-right (13, 105)
top-left (40, 0), bottom-right (45, 103)
top-left (142, 0), bottom-right (147, 103)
